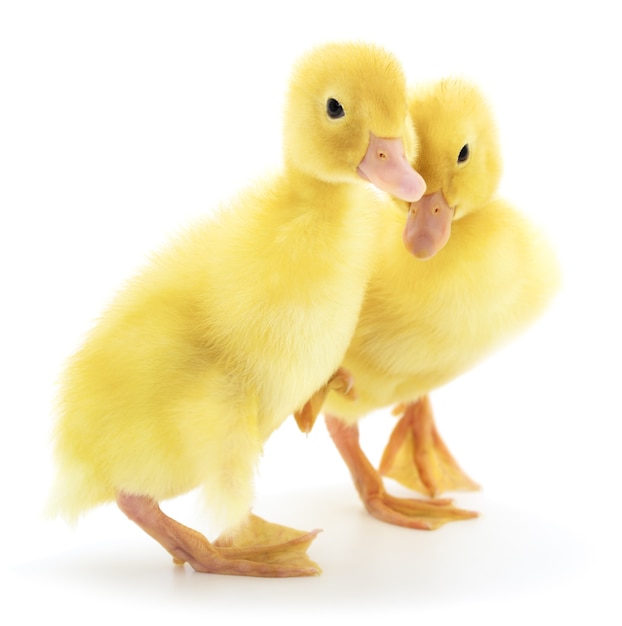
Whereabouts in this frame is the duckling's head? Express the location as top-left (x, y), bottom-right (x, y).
top-left (403, 78), bottom-right (502, 259)
top-left (283, 41), bottom-right (425, 202)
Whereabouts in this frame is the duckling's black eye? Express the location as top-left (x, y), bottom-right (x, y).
top-left (326, 98), bottom-right (345, 119)
top-left (457, 144), bottom-right (470, 163)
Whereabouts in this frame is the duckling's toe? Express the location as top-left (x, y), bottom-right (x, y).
top-left (365, 492), bottom-right (478, 530)
top-left (214, 513), bottom-right (322, 576)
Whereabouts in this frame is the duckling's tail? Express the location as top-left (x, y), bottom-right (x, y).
top-left (44, 461), bottom-right (114, 526)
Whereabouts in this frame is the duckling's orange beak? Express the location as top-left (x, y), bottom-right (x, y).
top-left (403, 190), bottom-right (453, 259)
top-left (357, 134), bottom-right (426, 202)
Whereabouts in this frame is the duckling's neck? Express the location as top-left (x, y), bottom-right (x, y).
top-left (278, 166), bottom-right (360, 218)
top-left (250, 164), bottom-right (377, 274)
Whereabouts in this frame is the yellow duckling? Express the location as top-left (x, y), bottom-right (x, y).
top-left (47, 42), bottom-right (425, 577)
top-left (303, 78), bottom-right (560, 529)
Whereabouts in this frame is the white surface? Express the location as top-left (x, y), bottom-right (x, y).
top-left (2, 1), bottom-right (621, 623)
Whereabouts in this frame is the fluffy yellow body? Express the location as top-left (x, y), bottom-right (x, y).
top-left (319, 80), bottom-right (560, 520)
top-left (48, 42), bottom-right (422, 546)
top-left (51, 174), bottom-right (384, 528)
top-left (325, 196), bottom-right (559, 421)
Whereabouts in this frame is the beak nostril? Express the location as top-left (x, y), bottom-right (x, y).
top-left (433, 207), bottom-right (439, 214)
top-left (377, 150), bottom-right (388, 160)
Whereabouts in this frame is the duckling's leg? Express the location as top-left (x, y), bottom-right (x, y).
top-left (116, 492), bottom-right (320, 577)
top-left (325, 415), bottom-right (477, 529)
top-left (379, 396), bottom-right (480, 497)
top-left (293, 367), bottom-right (355, 434)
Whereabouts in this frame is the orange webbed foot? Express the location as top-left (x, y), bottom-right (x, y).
top-left (325, 415), bottom-right (477, 530)
top-left (116, 493), bottom-right (321, 577)
top-left (379, 396), bottom-right (480, 497)
top-left (214, 514), bottom-right (322, 574)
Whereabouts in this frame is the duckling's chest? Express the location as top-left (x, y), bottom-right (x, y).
top-left (205, 202), bottom-right (380, 436)
top-left (357, 245), bottom-right (522, 393)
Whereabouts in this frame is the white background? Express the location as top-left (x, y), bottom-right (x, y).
top-left (2, 1), bottom-right (620, 623)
